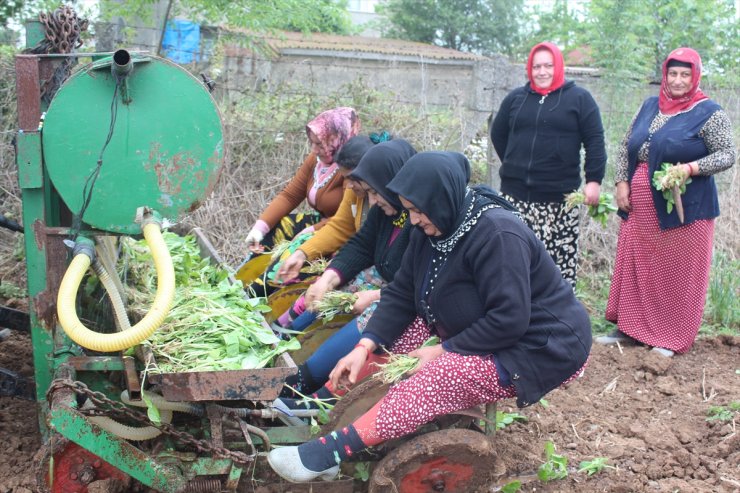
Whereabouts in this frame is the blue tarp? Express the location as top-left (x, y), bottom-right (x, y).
top-left (162, 19), bottom-right (200, 64)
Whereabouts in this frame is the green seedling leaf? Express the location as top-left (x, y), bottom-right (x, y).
top-left (578, 457), bottom-right (616, 476)
top-left (353, 462), bottom-right (371, 482)
top-left (496, 411), bottom-right (528, 430)
top-left (141, 389), bottom-right (161, 425)
top-left (538, 441), bottom-right (568, 482)
top-left (501, 480), bottom-right (522, 493)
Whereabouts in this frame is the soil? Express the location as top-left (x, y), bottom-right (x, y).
top-left (0, 330), bottom-right (738, 493)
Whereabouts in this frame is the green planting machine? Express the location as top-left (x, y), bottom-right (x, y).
top-left (9, 19), bottom-right (501, 493)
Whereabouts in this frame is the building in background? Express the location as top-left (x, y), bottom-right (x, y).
top-left (346, 0), bottom-right (383, 37)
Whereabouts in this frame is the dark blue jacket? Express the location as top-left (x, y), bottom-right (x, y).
top-left (363, 208), bottom-right (592, 408)
top-left (491, 81), bottom-right (607, 203)
top-left (619, 97), bottom-right (721, 230)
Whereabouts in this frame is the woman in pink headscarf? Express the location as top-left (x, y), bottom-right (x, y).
top-left (244, 107), bottom-right (361, 253)
top-left (597, 48), bottom-right (736, 356)
top-left (242, 107), bottom-right (360, 295)
top-left (491, 42), bottom-right (607, 289)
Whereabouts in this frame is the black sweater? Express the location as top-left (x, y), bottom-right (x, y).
top-left (328, 205), bottom-right (411, 284)
top-left (491, 81), bottom-right (607, 202)
top-left (363, 208), bottom-right (592, 408)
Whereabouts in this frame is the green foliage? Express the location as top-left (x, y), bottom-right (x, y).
top-left (495, 410), bottom-right (528, 429)
top-left (704, 253), bottom-right (740, 331)
top-left (537, 441), bottom-right (568, 482)
top-left (578, 457), bottom-right (616, 476)
top-left (353, 461), bottom-right (371, 482)
top-left (652, 162), bottom-right (691, 214)
top-left (581, 0), bottom-right (737, 84)
top-left (377, 0), bottom-right (525, 56)
top-left (99, 0), bottom-right (352, 36)
top-left (706, 401), bottom-right (740, 422)
top-left (0, 282), bottom-right (25, 299)
top-left (565, 191), bottom-right (618, 228)
top-left (501, 480), bottom-right (522, 493)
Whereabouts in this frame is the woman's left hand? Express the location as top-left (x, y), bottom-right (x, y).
top-left (407, 344), bottom-right (446, 375)
top-left (352, 290), bottom-right (380, 314)
top-left (583, 181), bottom-right (601, 206)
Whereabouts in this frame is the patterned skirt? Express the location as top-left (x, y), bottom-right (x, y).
top-left (605, 164), bottom-right (714, 353)
top-left (503, 194), bottom-right (580, 288)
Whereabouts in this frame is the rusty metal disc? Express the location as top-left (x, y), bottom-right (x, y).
top-left (321, 377), bottom-right (390, 434)
top-left (34, 437), bottom-right (131, 493)
top-left (368, 429), bottom-right (496, 493)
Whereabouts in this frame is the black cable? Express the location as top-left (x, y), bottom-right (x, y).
top-left (70, 79), bottom-right (120, 240)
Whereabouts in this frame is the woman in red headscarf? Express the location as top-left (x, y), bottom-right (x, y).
top-left (491, 42), bottom-right (607, 289)
top-left (597, 48), bottom-right (736, 356)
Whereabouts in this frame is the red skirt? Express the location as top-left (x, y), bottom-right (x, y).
top-left (605, 163), bottom-right (714, 353)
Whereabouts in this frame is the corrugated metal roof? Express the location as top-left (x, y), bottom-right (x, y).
top-left (223, 29), bottom-right (484, 61)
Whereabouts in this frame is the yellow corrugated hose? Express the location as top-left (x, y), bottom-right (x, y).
top-left (56, 222), bottom-right (175, 352)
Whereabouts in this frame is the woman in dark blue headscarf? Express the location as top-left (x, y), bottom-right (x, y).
top-left (268, 151), bottom-right (592, 482)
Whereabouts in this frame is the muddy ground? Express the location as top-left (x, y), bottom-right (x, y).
top-left (0, 327), bottom-right (738, 493)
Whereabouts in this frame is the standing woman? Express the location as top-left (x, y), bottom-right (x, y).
top-left (491, 42), bottom-right (607, 288)
top-left (244, 107), bottom-right (361, 254)
top-left (267, 152), bottom-right (592, 482)
top-left (598, 48), bottom-right (736, 356)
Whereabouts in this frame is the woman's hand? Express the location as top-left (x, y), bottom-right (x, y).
top-left (615, 181), bottom-right (631, 212)
top-left (352, 290), bottom-right (380, 315)
top-left (275, 250), bottom-right (307, 284)
top-left (244, 228), bottom-right (265, 253)
top-left (305, 270), bottom-right (340, 310)
top-left (329, 340), bottom-right (377, 390)
top-left (407, 344), bottom-right (446, 375)
top-left (583, 181), bottom-right (601, 206)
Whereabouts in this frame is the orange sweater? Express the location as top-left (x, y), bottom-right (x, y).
top-left (258, 153), bottom-right (345, 231)
top-left (299, 188), bottom-right (366, 260)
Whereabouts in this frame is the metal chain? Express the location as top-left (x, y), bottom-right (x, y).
top-left (37, 5), bottom-right (89, 54)
top-left (47, 379), bottom-right (254, 465)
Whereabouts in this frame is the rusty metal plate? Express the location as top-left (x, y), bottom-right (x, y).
top-left (148, 365), bottom-right (297, 402)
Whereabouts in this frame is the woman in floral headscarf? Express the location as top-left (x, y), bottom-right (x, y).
top-left (597, 48), bottom-right (735, 356)
top-left (244, 107), bottom-right (361, 254)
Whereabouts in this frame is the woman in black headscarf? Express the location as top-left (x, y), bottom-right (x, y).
top-left (267, 151), bottom-right (592, 482)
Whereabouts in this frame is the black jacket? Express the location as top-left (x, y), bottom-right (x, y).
top-left (363, 208), bottom-right (592, 408)
top-left (328, 205), bottom-right (411, 284)
top-left (491, 81), bottom-right (607, 202)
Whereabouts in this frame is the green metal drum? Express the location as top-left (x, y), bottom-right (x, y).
top-left (42, 52), bottom-right (224, 234)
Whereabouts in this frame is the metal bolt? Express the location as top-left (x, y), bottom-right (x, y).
top-left (70, 473), bottom-right (78, 480)
top-left (93, 460), bottom-right (102, 468)
top-left (433, 479), bottom-right (446, 491)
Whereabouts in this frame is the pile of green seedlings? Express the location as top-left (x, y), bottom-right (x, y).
top-left (120, 232), bottom-right (299, 373)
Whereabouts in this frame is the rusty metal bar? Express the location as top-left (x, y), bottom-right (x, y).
top-left (15, 55), bottom-right (41, 132)
top-left (123, 356), bottom-right (141, 401)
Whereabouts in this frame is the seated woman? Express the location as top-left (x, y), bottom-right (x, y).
top-left (243, 107), bottom-right (360, 296)
top-left (271, 134), bottom-right (389, 328)
top-left (267, 151), bottom-right (592, 482)
top-left (277, 139), bottom-right (418, 398)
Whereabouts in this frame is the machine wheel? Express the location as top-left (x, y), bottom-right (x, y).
top-left (34, 436), bottom-right (131, 493)
top-left (368, 429), bottom-right (496, 493)
top-left (321, 377), bottom-right (390, 434)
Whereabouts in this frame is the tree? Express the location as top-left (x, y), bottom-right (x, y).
top-left (582, 0), bottom-right (739, 84)
top-left (377, 0), bottom-right (525, 56)
top-left (100, 0), bottom-right (353, 36)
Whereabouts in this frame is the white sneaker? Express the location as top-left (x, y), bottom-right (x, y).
top-left (651, 347), bottom-right (674, 357)
top-left (267, 446), bottom-right (339, 482)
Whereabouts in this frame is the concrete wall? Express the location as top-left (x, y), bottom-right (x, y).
top-left (220, 48), bottom-right (519, 147)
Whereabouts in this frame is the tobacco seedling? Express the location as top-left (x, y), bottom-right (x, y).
top-left (537, 441), bottom-right (568, 482)
top-left (578, 457), bottom-right (616, 476)
top-left (373, 337), bottom-right (440, 384)
top-left (353, 462), bottom-right (371, 481)
top-left (564, 190), bottom-right (618, 227)
top-left (496, 411), bottom-right (528, 430)
top-left (501, 480), bottom-right (522, 492)
top-left (706, 401), bottom-right (740, 422)
top-left (652, 162), bottom-right (691, 214)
